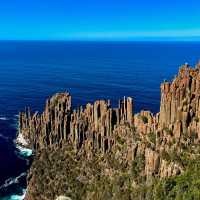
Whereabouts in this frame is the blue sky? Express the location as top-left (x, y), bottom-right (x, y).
top-left (0, 0), bottom-right (200, 40)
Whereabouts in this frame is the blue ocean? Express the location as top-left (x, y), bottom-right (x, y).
top-left (0, 41), bottom-right (200, 199)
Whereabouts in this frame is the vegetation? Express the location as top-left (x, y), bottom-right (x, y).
top-left (116, 135), bottom-right (126, 145)
top-left (140, 115), bottom-right (148, 124)
top-left (147, 158), bottom-right (200, 200)
top-left (163, 127), bottom-right (173, 136)
top-left (148, 132), bottom-right (156, 144)
top-left (26, 141), bottom-right (200, 200)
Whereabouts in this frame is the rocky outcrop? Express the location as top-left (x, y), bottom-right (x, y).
top-left (19, 62), bottom-right (200, 199)
top-left (19, 94), bottom-right (133, 153)
top-left (159, 63), bottom-right (200, 136)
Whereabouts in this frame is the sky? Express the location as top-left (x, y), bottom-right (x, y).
top-left (0, 0), bottom-right (200, 40)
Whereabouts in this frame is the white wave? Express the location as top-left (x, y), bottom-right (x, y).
top-left (15, 133), bottom-right (28, 147)
top-left (16, 145), bottom-right (33, 157)
top-left (0, 117), bottom-right (8, 121)
top-left (0, 173), bottom-right (26, 190)
top-left (9, 189), bottom-right (26, 200)
top-left (2, 189), bottom-right (26, 200)
top-left (15, 132), bottom-right (32, 157)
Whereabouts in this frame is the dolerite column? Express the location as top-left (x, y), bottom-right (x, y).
top-left (127, 97), bottom-right (133, 125)
top-left (94, 101), bottom-right (100, 130)
top-left (160, 82), bottom-right (171, 128)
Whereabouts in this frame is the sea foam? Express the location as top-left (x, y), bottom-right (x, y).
top-left (0, 173), bottom-right (26, 190)
top-left (0, 173), bottom-right (27, 200)
top-left (15, 133), bottom-right (28, 147)
top-left (0, 117), bottom-right (8, 121)
top-left (2, 189), bottom-right (26, 200)
top-left (15, 145), bottom-right (32, 157)
top-left (8, 189), bottom-right (26, 200)
top-left (15, 132), bottom-right (32, 157)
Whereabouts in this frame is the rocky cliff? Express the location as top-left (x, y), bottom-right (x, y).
top-left (19, 62), bottom-right (200, 200)
top-left (19, 93), bottom-right (133, 152)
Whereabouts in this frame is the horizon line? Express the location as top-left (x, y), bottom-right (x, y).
top-left (1, 38), bottom-right (200, 42)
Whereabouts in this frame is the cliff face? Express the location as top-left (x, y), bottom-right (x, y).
top-left (19, 93), bottom-right (133, 153)
top-left (19, 62), bottom-right (200, 200)
top-left (160, 63), bottom-right (200, 137)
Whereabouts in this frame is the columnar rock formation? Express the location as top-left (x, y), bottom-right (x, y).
top-left (19, 93), bottom-right (133, 153)
top-left (19, 62), bottom-right (200, 185)
top-left (159, 63), bottom-right (200, 139)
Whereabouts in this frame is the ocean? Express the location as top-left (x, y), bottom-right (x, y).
top-left (0, 41), bottom-right (200, 199)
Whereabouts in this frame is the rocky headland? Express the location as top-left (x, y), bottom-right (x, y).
top-left (19, 62), bottom-right (200, 200)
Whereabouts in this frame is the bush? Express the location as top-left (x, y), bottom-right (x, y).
top-left (141, 116), bottom-right (148, 124)
top-left (148, 157), bottom-right (200, 200)
top-left (163, 127), bottom-right (173, 136)
top-left (148, 132), bottom-right (156, 144)
top-left (161, 150), bottom-right (171, 162)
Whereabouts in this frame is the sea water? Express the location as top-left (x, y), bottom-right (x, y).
top-left (0, 41), bottom-right (200, 198)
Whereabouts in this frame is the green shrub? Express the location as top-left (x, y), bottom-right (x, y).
top-left (161, 150), bottom-right (171, 162)
top-left (163, 127), bottom-right (173, 136)
top-left (141, 116), bottom-right (148, 124)
top-left (116, 136), bottom-right (126, 145)
top-left (148, 132), bottom-right (156, 144)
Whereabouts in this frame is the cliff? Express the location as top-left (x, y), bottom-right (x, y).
top-left (19, 62), bottom-right (200, 200)
top-left (19, 93), bottom-right (133, 152)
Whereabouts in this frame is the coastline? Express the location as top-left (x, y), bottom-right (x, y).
top-left (19, 62), bottom-right (200, 199)
top-left (2, 189), bottom-right (26, 200)
top-left (0, 41), bottom-right (200, 199)
top-left (0, 115), bottom-right (32, 200)
top-left (15, 132), bottom-right (33, 157)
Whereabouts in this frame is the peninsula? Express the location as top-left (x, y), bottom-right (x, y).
top-left (19, 62), bottom-right (200, 200)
